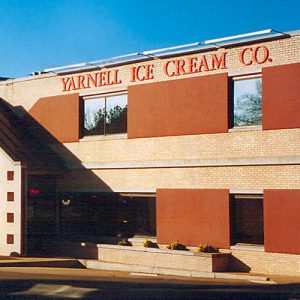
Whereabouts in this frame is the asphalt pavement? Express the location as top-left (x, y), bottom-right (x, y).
top-left (0, 266), bottom-right (298, 299)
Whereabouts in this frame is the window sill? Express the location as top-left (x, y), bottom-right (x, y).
top-left (230, 243), bottom-right (264, 252)
top-left (228, 125), bottom-right (262, 133)
top-left (80, 133), bottom-right (127, 142)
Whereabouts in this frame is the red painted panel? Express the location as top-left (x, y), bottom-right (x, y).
top-left (264, 190), bottom-right (300, 254)
top-left (262, 63), bottom-right (300, 130)
top-left (29, 93), bottom-right (80, 143)
top-left (156, 189), bottom-right (230, 248)
top-left (128, 74), bottom-right (228, 138)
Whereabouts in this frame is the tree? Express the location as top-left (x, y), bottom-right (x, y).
top-left (84, 108), bottom-right (105, 135)
top-left (234, 80), bottom-right (262, 126)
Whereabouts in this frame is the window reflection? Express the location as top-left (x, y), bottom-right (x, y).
top-left (84, 94), bottom-right (127, 136)
top-left (234, 78), bottom-right (262, 127)
top-left (106, 94), bottom-right (127, 134)
top-left (84, 98), bottom-right (105, 135)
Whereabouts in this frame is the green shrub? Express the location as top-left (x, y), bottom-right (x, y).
top-left (118, 239), bottom-right (132, 246)
top-left (166, 241), bottom-right (188, 251)
top-left (197, 243), bottom-right (219, 253)
top-left (143, 240), bottom-right (159, 248)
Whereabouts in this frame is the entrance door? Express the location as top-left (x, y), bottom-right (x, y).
top-left (26, 175), bottom-right (57, 253)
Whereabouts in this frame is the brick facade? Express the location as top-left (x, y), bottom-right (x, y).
top-left (0, 31), bottom-right (299, 274)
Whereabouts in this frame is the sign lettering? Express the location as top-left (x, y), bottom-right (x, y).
top-left (239, 46), bottom-right (272, 66)
top-left (61, 70), bottom-right (122, 92)
top-left (60, 45), bottom-right (272, 92)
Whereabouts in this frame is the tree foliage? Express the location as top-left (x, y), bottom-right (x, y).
top-left (84, 105), bottom-right (127, 135)
top-left (234, 80), bottom-right (262, 126)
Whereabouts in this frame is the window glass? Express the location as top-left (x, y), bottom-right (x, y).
top-left (106, 94), bottom-right (127, 134)
top-left (58, 193), bottom-right (156, 240)
top-left (234, 78), bottom-right (262, 127)
top-left (83, 94), bottom-right (127, 136)
top-left (84, 97), bottom-right (105, 136)
top-left (230, 194), bottom-right (264, 245)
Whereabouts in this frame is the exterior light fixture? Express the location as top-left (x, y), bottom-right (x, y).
top-left (62, 199), bottom-right (71, 206)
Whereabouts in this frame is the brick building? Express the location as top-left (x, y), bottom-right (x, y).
top-left (0, 29), bottom-right (299, 275)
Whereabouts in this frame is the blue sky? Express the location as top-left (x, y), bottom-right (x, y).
top-left (0, 0), bottom-right (299, 78)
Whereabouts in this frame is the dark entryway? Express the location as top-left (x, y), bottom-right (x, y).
top-left (27, 175), bottom-right (57, 237)
top-left (230, 194), bottom-right (264, 245)
top-left (58, 193), bottom-right (156, 241)
top-left (26, 183), bottom-right (156, 251)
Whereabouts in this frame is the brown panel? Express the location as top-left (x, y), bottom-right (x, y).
top-left (262, 63), bottom-right (300, 130)
top-left (264, 190), bottom-right (300, 254)
top-left (128, 74), bottom-right (228, 138)
top-left (29, 93), bottom-right (80, 143)
top-left (156, 189), bottom-right (230, 248)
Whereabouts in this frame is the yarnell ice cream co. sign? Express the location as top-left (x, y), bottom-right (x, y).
top-left (61, 45), bottom-right (272, 92)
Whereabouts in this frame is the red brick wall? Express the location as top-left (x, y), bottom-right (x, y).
top-left (156, 189), bottom-right (230, 248)
top-left (128, 74), bottom-right (228, 138)
top-left (29, 93), bottom-right (80, 143)
top-left (264, 189), bottom-right (300, 254)
top-left (262, 62), bottom-right (300, 130)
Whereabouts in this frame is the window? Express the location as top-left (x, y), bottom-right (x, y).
top-left (230, 194), bottom-right (264, 245)
top-left (7, 234), bottom-right (14, 245)
top-left (7, 213), bottom-right (14, 223)
top-left (231, 76), bottom-right (262, 127)
top-left (7, 171), bottom-right (14, 181)
top-left (84, 93), bottom-right (127, 136)
top-left (59, 193), bottom-right (156, 240)
top-left (7, 192), bottom-right (14, 202)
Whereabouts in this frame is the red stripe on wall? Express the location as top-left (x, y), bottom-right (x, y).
top-left (156, 189), bottom-right (230, 248)
top-left (262, 62), bottom-right (300, 130)
top-left (264, 189), bottom-right (300, 255)
top-left (29, 93), bottom-right (80, 143)
top-left (128, 74), bottom-right (228, 138)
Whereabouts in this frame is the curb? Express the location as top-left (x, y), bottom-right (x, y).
top-left (80, 260), bottom-right (272, 282)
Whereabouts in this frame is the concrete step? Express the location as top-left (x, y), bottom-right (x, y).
top-left (80, 259), bottom-right (272, 282)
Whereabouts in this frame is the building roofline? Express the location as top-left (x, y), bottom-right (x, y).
top-left (43, 29), bottom-right (297, 75)
top-left (0, 28), bottom-right (299, 84)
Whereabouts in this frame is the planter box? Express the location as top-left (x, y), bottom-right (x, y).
top-left (97, 244), bottom-right (230, 272)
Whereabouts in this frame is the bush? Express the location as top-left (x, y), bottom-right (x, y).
top-left (143, 240), bottom-right (159, 248)
top-left (166, 241), bottom-right (188, 251)
top-left (118, 239), bottom-right (132, 246)
top-left (197, 243), bottom-right (219, 253)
